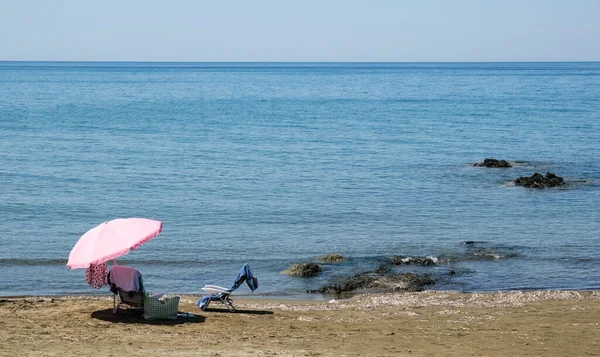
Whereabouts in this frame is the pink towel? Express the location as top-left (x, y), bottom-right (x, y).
top-left (86, 263), bottom-right (108, 289)
top-left (109, 265), bottom-right (141, 292)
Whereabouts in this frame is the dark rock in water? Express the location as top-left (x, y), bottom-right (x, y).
top-left (309, 271), bottom-right (434, 294)
top-left (282, 262), bottom-right (322, 277)
top-left (514, 172), bottom-right (565, 188)
top-left (374, 264), bottom-right (391, 275)
top-left (473, 158), bottom-right (512, 168)
top-left (389, 256), bottom-right (438, 266)
top-left (390, 273), bottom-right (435, 292)
top-left (314, 272), bottom-right (374, 294)
top-left (316, 253), bottom-right (345, 263)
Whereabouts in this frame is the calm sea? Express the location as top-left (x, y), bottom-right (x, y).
top-left (1, 62), bottom-right (599, 298)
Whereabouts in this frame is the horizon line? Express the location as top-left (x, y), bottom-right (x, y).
top-left (1, 60), bottom-right (599, 64)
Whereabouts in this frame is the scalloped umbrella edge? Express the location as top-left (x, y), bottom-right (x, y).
top-left (66, 218), bottom-right (163, 269)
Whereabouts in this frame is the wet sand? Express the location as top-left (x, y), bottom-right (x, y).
top-left (1, 290), bottom-right (599, 356)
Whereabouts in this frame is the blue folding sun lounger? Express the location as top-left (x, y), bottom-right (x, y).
top-left (197, 263), bottom-right (258, 312)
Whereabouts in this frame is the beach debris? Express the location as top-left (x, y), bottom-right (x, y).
top-left (472, 158), bottom-right (512, 168)
top-left (316, 253), bottom-right (345, 263)
top-left (389, 255), bottom-right (438, 266)
top-left (282, 262), bottom-right (322, 277)
top-left (514, 172), bottom-right (565, 188)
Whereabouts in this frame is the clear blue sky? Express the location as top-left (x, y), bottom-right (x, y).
top-left (1, 0), bottom-right (599, 61)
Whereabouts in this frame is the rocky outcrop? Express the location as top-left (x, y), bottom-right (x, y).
top-left (514, 172), bottom-right (565, 188)
top-left (308, 271), bottom-right (434, 294)
top-left (472, 158), bottom-right (512, 168)
top-left (382, 273), bottom-right (435, 292)
top-left (282, 263), bottom-right (322, 277)
top-left (316, 254), bottom-right (345, 263)
top-left (312, 272), bottom-right (373, 294)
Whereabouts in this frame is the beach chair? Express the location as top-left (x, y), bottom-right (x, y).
top-left (198, 263), bottom-right (258, 312)
top-left (200, 285), bottom-right (237, 311)
top-left (107, 265), bottom-right (145, 314)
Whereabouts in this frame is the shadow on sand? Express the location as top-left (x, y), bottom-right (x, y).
top-left (91, 308), bottom-right (206, 325)
top-left (201, 307), bottom-right (274, 315)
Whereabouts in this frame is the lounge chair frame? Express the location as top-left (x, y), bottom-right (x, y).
top-left (107, 267), bottom-right (145, 314)
top-left (112, 288), bottom-right (145, 313)
top-left (201, 285), bottom-right (236, 312)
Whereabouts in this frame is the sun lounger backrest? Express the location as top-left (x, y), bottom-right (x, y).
top-left (108, 266), bottom-right (145, 313)
top-left (108, 266), bottom-right (144, 293)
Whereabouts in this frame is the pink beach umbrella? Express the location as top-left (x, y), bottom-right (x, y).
top-left (67, 218), bottom-right (163, 269)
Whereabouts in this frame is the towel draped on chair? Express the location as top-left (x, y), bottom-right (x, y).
top-left (108, 265), bottom-right (143, 292)
top-left (230, 263), bottom-right (258, 292)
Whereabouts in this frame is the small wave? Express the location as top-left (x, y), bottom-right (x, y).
top-left (473, 250), bottom-right (509, 260)
top-left (0, 258), bottom-right (67, 267)
top-left (461, 241), bottom-right (486, 245)
top-left (0, 257), bottom-right (233, 268)
top-left (389, 255), bottom-right (440, 266)
top-left (445, 250), bottom-right (518, 262)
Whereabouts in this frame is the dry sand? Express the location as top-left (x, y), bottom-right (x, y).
top-left (1, 290), bottom-right (599, 356)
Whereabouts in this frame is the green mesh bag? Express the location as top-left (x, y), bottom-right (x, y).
top-left (143, 295), bottom-right (180, 320)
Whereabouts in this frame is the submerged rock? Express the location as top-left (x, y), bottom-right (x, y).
top-left (314, 272), bottom-right (374, 294)
top-left (316, 254), bottom-right (345, 263)
top-left (389, 256), bottom-right (438, 266)
top-left (373, 264), bottom-right (391, 275)
top-left (473, 250), bottom-right (504, 260)
top-left (282, 263), bottom-right (322, 277)
top-left (472, 158), bottom-right (512, 168)
top-left (385, 273), bottom-right (435, 292)
top-left (471, 249), bottom-right (517, 261)
top-left (514, 172), bottom-right (565, 188)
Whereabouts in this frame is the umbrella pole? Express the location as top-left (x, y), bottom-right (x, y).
top-left (111, 259), bottom-right (118, 313)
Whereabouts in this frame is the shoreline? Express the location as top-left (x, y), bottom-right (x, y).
top-left (2, 288), bottom-right (599, 306)
top-left (2, 286), bottom-right (599, 301)
top-left (3, 289), bottom-right (600, 356)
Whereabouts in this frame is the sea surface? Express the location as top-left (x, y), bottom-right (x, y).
top-left (1, 62), bottom-right (599, 298)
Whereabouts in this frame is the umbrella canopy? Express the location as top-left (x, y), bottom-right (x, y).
top-left (67, 218), bottom-right (162, 269)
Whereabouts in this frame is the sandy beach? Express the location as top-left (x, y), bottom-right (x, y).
top-left (1, 290), bottom-right (599, 357)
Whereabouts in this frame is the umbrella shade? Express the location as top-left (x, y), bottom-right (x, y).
top-left (67, 218), bottom-right (162, 269)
